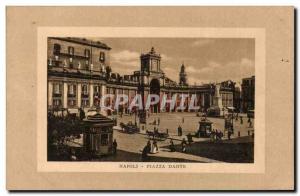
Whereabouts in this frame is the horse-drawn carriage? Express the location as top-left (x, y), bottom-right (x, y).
top-left (119, 122), bottom-right (140, 134)
top-left (146, 130), bottom-right (169, 140)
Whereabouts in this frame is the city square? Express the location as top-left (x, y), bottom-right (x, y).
top-left (111, 112), bottom-right (254, 163)
top-left (58, 111), bottom-right (254, 163)
top-left (47, 37), bottom-right (255, 163)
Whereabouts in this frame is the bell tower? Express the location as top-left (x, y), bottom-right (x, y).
top-left (179, 63), bottom-right (188, 86)
top-left (140, 47), bottom-right (162, 74)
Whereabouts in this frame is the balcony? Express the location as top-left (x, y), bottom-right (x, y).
top-left (58, 52), bottom-right (90, 60)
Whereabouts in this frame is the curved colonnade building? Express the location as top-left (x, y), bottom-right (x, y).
top-left (47, 37), bottom-right (236, 114)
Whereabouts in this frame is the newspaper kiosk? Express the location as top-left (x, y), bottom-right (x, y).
top-left (83, 113), bottom-right (114, 156)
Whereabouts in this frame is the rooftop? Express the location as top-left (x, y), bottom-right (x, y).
top-left (49, 37), bottom-right (111, 50)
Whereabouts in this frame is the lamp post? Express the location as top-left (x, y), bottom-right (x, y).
top-left (231, 109), bottom-right (234, 134)
top-left (134, 108), bottom-right (137, 126)
top-left (138, 70), bottom-right (146, 125)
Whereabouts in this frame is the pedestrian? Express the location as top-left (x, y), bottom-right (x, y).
top-left (166, 129), bottom-right (169, 135)
top-left (210, 129), bottom-right (215, 142)
top-left (215, 129), bottom-right (219, 141)
top-left (187, 133), bottom-right (193, 144)
top-left (70, 148), bottom-right (77, 161)
top-left (181, 138), bottom-right (187, 153)
top-left (79, 107), bottom-right (85, 120)
top-left (151, 140), bottom-right (159, 154)
top-left (249, 120), bottom-right (253, 128)
top-left (178, 125), bottom-right (182, 136)
top-left (169, 139), bottom-right (176, 152)
top-left (182, 117), bottom-right (185, 124)
top-left (216, 130), bottom-right (223, 141)
top-left (240, 116), bottom-right (243, 124)
top-left (228, 131), bottom-right (232, 140)
top-left (154, 127), bottom-right (158, 134)
top-left (142, 141), bottom-right (151, 161)
top-left (112, 139), bottom-right (118, 155)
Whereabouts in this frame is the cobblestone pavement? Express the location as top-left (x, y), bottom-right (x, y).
top-left (110, 112), bottom-right (254, 162)
top-left (117, 112), bottom-right (254, 139)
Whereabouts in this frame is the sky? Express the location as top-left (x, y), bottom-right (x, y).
top-left (92, 38), bottom-right (255, 86)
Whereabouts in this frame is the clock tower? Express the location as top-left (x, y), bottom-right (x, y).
top-left (140, 47), bottom-right (162, 74)
top-left (179, 63), bottom-right (188, 86)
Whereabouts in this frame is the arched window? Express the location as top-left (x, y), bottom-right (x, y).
top-left (82, 84), bottom-right (89, 95)
top-left (68, 46), bottom-right (74, 55)
top-left (53, 44), bottom-right (61, 55)
top-left (99, 52), bottom-right (105, 62)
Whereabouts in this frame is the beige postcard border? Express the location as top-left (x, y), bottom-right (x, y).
top-left (37, 27), bottom-right (265, 173)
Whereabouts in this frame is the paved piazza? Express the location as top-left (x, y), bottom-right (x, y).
top-left (105, 112), bottom-right (255, 163)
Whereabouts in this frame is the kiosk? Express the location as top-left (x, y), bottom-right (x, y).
top-left (83, 112), bottom-right (114, 156)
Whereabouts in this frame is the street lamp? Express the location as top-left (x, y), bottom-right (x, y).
top-left (138, 70), bottom-right (146, 125)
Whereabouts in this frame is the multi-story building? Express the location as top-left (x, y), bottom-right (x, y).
top-left (241, 76), bottom-right (255, 112)
top-left (47, 37), bottom-right (236, 114)
top-left (233, 86), bottom-right (241, 112)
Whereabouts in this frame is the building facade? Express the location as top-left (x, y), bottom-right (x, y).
top-left (47, 37), bottom-right (236, 114)
top-left (241, 76), bottom-right (255, 112)
top-left (233, 86), bottom-right (241, 112)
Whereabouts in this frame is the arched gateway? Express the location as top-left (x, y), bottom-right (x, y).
top-left (150, 78), bottom-right (160, 113)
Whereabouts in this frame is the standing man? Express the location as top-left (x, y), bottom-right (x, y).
top-left (210, 129), bottom-right (216, 142)
top-left (112, 139), bottom-right (118, 155)
top-left (169, 139), bottom-right (176, 152)
top-left (181, 138), bottom-right (187, 153)
top-left (178, 125), bottom-right (182, 136)
top-left (228, 131), bottom-right (232, 140)
top-left (79, 107), bottom-right (85, 120)
top-left (158, 117), bottom-right (160, 126)
top-left (142, 140), bottom-right (151, 161)
top-left (249, 119), bottom-right (253, 128)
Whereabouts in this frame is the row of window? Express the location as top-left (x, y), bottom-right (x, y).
top-left (53, 83), bottom-right (102, 95)
top-left (52, 98), bottom-right (90, 107)
top-left (53, 84), bottom-right (139, 97)
top-left (53, 43), bottom-right (106, 62)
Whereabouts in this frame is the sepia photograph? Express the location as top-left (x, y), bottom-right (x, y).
top-left (6, 6), bottom-right (294, 190)
top-left (47, 37), bottom-right (255, 163)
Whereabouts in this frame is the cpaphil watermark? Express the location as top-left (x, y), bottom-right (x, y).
top-left (98, 93), bottom-right (200, 112)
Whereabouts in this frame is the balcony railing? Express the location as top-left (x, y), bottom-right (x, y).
top-left (56, 52), bottom-right (90, 60)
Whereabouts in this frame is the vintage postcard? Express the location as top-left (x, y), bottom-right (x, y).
top-left (7, 7), bottom-right (294, 190)
top-left (37, 27), bottom-right (265, 173)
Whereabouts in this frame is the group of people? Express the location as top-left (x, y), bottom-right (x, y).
top-left (169, 138), bottom-right (188, 153)
top-left (142, 137), bottom-right (190, 161)
top-left (210, 129), bottom-right (224, 142)
top-left (141, 140), bottom-right (159, 161)
top-left (150, 117), bottom-right (161, 126)
top-left (236, 114), bottom-right (253, 128)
